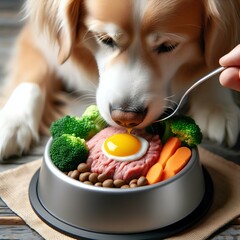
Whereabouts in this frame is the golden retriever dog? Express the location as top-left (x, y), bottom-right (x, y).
top-left (0, 0), bottom-right (240, 159)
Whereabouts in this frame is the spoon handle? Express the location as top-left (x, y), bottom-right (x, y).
top-left (158, 66), bottom-right (226, 122)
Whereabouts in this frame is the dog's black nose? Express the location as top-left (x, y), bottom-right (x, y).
top-left (110, 106), bottom-right (147, 128)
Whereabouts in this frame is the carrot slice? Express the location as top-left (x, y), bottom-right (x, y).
top-left (162, 147), bottom-right (191, 180)
top-left (146, 162), bottom-right (163, 185)
top-left (158, 137), bottom-right (181, 168)
top-left (161, 170), bottom-right (175, 181)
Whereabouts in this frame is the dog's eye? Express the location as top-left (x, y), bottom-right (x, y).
top-left (98, 36), bottom-right (116, 48)
top-left (154, 43), bottom-right (178, 54)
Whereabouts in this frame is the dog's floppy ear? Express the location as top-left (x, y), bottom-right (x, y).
top-left (57, 0), bottom-right (85, 64)
top-left (25, 0), bottom-right (84, 64)
top-left (203, 0), bottom-right (240, 67)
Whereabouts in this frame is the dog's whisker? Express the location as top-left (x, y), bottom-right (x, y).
top-left (155, 105), bottom-right (177, 123)
top-left (155, 99), bottom-right (179, 121)
top-left (163, 104), bottom-right (176, 111)
top-left (73, 92), bottom-right (96, 104)
top-left (76, 97), bottom-right (96, 105)
top-left (164, 98), bottom-right (177, 105)
top-left (81, 29), bottom-right (91, 40)
top-left (81, 34), bottom-right (97, 43)
top-left (163, 97), bottom-right (178, 107)
top-left (66, 88), bottom-right (96, 96)
top-left (60, 89), bottom-right (97, 109)
top-left (164, 94), bottom-right (176, 100)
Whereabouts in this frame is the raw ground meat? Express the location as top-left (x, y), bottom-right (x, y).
top-left (86, 127), bottom-right (162, 183)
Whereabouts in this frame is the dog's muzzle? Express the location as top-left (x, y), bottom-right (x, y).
top-left (110, 104), bottom-right (147, 128)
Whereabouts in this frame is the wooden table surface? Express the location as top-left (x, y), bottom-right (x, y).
top-left (0, 0), bottom-right (239, 239)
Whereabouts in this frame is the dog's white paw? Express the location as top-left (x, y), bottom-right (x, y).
top-left (189, 84), bottom-right (240, 147)
top-left (0, 83), bottom-right (44, 160)
top-left (0, 113), bottom-right (38, 159)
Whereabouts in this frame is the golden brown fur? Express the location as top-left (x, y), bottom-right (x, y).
top-left (0, 0), bottom-right (239, 159)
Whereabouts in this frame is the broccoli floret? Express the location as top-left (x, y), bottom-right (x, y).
top-left (50, 134), bottom-right (89, 172)
top-left (50, 115), bottom-right (82, 138)
top-left (82, 105), bottom-right (101, 121)
top-left (76, 116), bottom-right (107, 140)
top-left (146, 115), bottom-right (202, 147)
top-left (162, 115), bottom-right (203, 147)
top-left (80, 105), bottom-right (108, 139)
top-left (50, 105), bottom-right (107, 140)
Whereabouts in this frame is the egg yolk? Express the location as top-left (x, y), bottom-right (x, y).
top-left (103, 133), bottom-right (141, 157)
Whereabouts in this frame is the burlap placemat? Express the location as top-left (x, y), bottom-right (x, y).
top-left (0, 147), bottom-right (239, 240)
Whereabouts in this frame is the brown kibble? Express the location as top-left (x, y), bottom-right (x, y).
top-left (102, 179), bottom-right (114, 188)
top-left (66, 167), bottom-right (149, 189)
top-left (114, 179), bottom-right (125, 188)
top-left (130, 183), bottom-right (138, 188)
top-left (84, 181), bottom-right (93, 185)
top-left (129, 179), bottom-right (138, 185)
top-left (95, 182), bottom-right (103, 187)
top-left (77, 163), bottom-right (90, 173)
top-left (98, 173), bottom-right (108, 182)
top-left (137, 176), bottom-right (148, 186)
top-left (79, 172), bottom-right (91, 182)
top-left (70, 170), bottom-right (80, 180)
top-left (89, 173), bottom-right (98, 184)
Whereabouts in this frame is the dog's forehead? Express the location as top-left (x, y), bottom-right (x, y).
top-left (142, 0), bottom-right (203, 32)
top-left (84, 0), bottom-right (133, 30)
top-left (84, 0), bottom-right (158, 32)
top-left (84, 0), bottom-right (203, 37)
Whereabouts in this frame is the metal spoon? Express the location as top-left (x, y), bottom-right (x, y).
top-left (157, 66), bottom-right (226, 122)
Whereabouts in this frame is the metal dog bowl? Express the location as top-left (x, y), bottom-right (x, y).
top-left (29, 138), bottom-right (213, 240)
